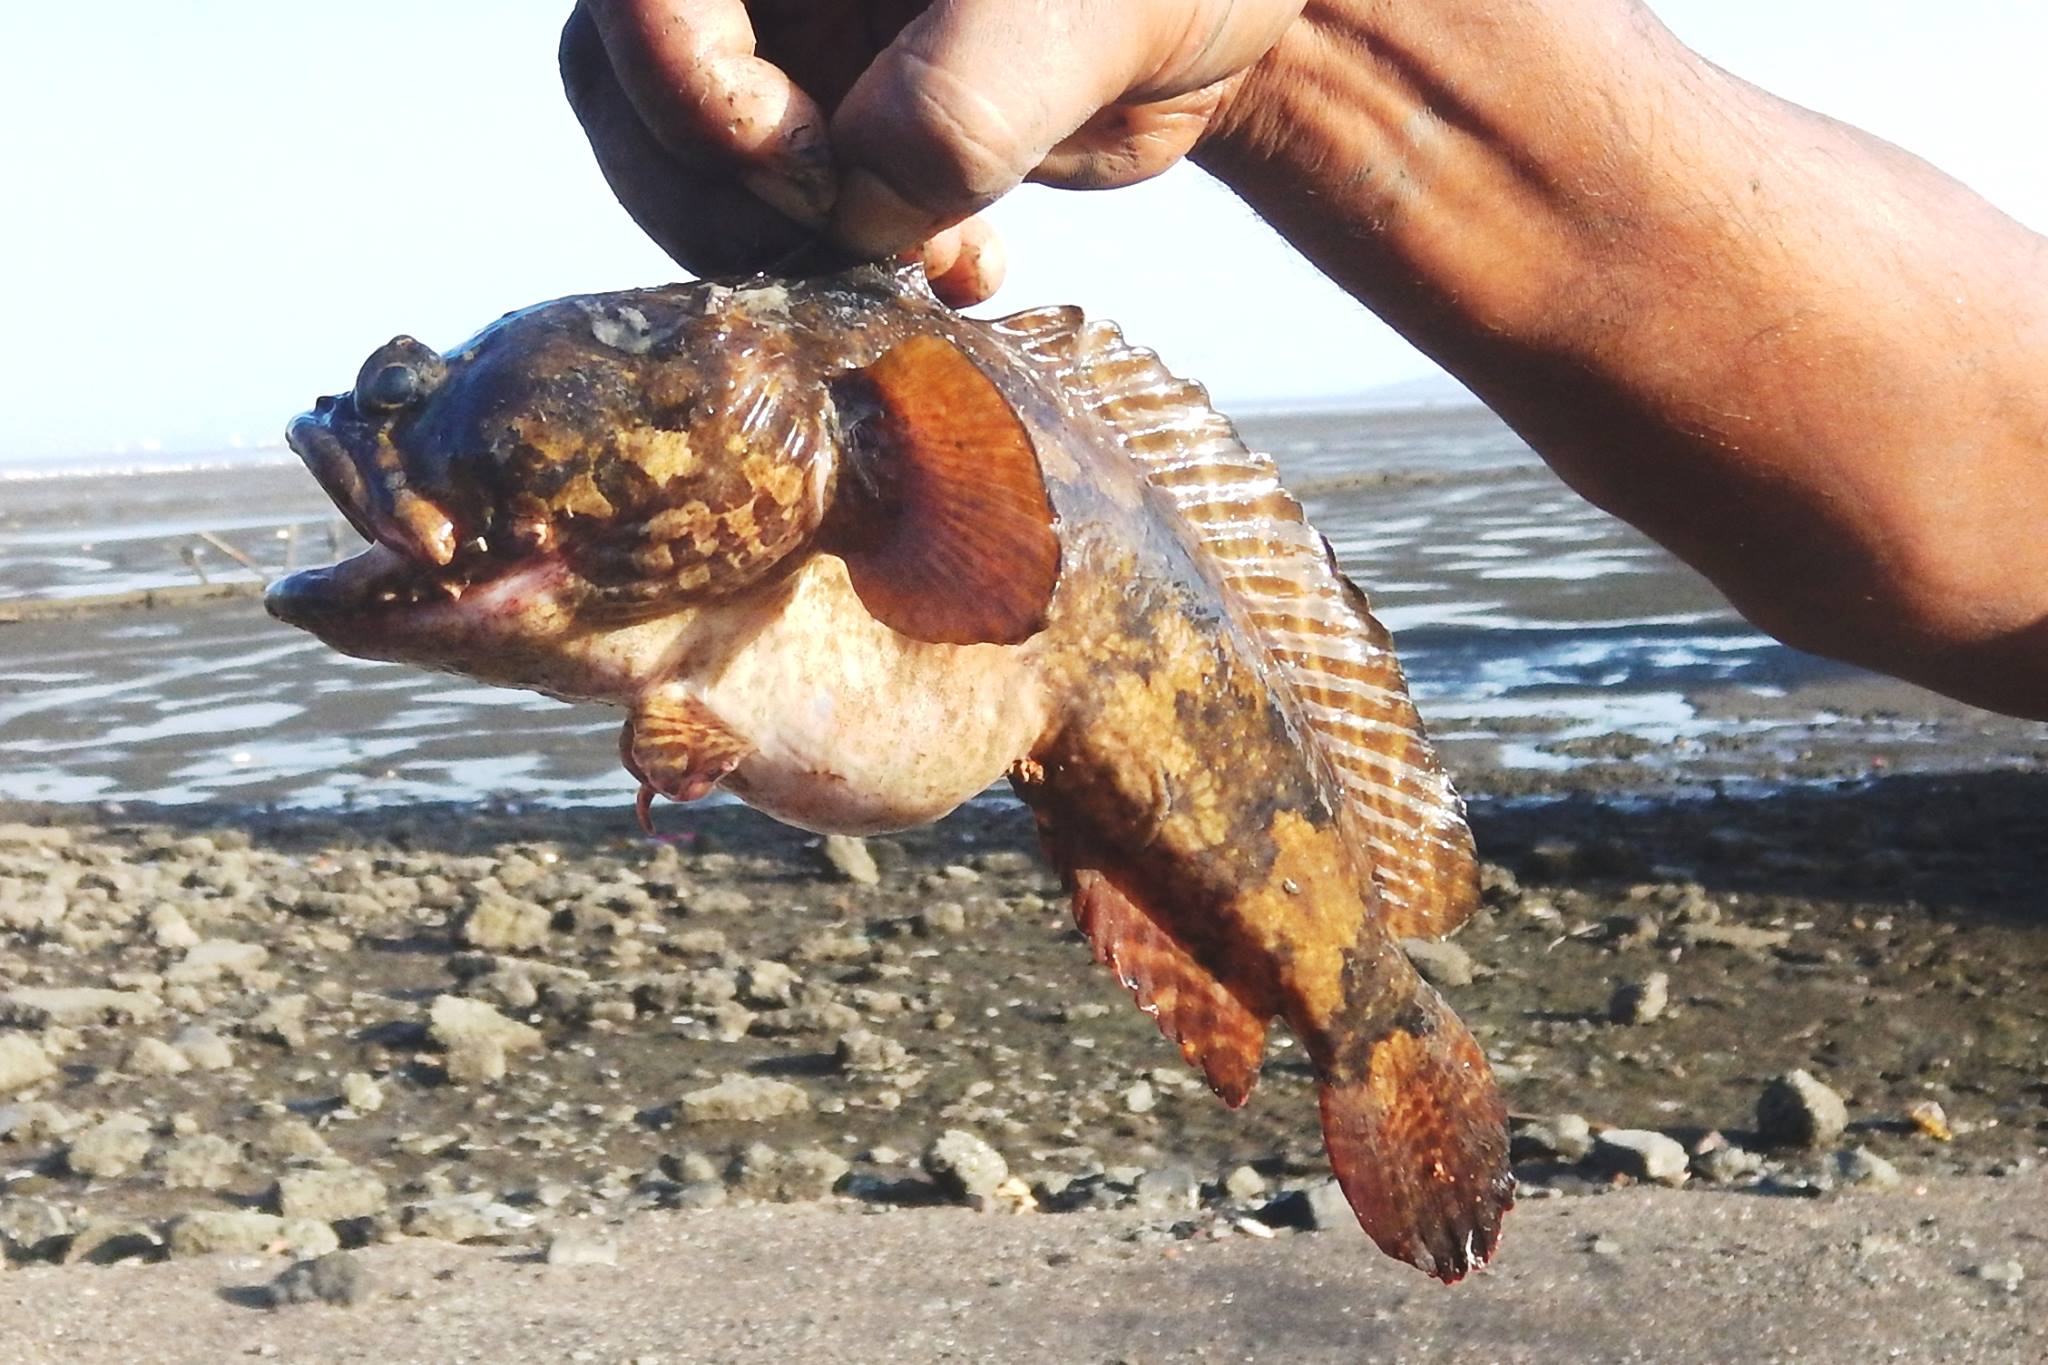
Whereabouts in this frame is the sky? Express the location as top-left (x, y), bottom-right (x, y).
top-left (0, 2), bottom-right (2043, 466)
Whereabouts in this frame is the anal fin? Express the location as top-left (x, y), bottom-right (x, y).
top-left (1316, 989), bottom-right (1514, 1283)
top-left (621, 694), bottom-right (752, 834)
top-left (1069, 862), bottom-right (1269, 1108)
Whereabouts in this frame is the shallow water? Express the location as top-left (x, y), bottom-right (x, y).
top-left (1, 407), bottom-right (2041, 809)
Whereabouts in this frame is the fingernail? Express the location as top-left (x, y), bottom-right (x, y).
top-left (830, 168), bottom-right (940, 262)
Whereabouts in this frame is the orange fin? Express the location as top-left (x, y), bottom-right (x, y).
top-left (620, 694), bottom-right (751, 833)
top-left (826, 335), bottom-right (1060, 646)
top-left (1071, 866), bottom-right (1270, 1107)
top-left (1316, 990), bottom-right (1514, 1283)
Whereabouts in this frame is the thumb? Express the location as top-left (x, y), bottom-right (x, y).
top-left (827, 0), bottom-right (1188, 260)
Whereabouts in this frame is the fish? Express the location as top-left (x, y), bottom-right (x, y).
top-left (265, 264), bottom-right (1513, 1280)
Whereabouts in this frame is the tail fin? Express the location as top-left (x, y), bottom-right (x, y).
top-left (1317, 990), bottom-right (1514, 1283)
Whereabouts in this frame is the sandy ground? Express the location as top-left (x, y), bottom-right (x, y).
top-left (4, 1170), bottom-right (2043, 1365)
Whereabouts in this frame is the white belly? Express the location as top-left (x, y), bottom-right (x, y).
top-left (675, 555), bottom-right (1051, 834)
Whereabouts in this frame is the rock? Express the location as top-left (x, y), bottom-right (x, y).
top-left (916, 902), bottom-right (968, 937)
top-left (1590, 1129), bottom-right (1690, 1186)
top-left (1757, 1070), bottom-right (1849, 1149)
top-left (0, 1197), bottom-right (71, 1259)
top-left (341, 1072), bottom-right (384, 1114)
top-left (836, 1029), bottom-right (911, 1075)
top-left (677, 1074), bottom-right (809, 1125)
top-left (167, 1210), bottom-right (292, 1258)
top-left (544, 1234), bottom-right (619, 1267)
top-left (0, 1035), bottom-right (55, 1095)
top-left (685, 886), bottom-right (753, 916)
top-left (1608, 971), bottom-right (1670, 1025)
top-left (272, 1166), bottom-right (389, 1222)
top-left (172, 1024), bottom-right (234, 1071)
top-left (459, 893), bottom-right (551, 952)
top-left (1906, 1099), bottom-right (1954, 1142)
top-left (147, 906), bottom-right (200, 950)
top-left (266, 1251), bottom-right (370, 1308)
top-left (1672, 922), bottom-right (1792, 952)
top-left (428, 995), bottom-right (543, 1086)
top-left (122, 1036), bottom-right (192, 1077)
top-left (0, 1101), bottom-right (77, 1146)
top-left (157, 1134), bottom-right (245, 1190)
top-left (0, 987), bottom-right (161, 1028)
top-left (66, 1114), bottom-right (154, 1179)
top-left (737, 961), bottom-right (801, 1009)
top-left (166, 938), bottom-right (269, 984)
top-left (1399, 938), bottom-right (1476, 990)
top-left (923, 1129), bottom-right (1009, 1203)
top-left (401, 1194), bottom-right (533, 1243)
top-left (1971, 1260), bottom-right (2025, 1293)
top-left (62, 1220), bottom-right (162, 1265)
top-left (1131, 1167), bottom-right (1199, 1215)
top-left (248, 994), bottom-right (312, 1050)
top-left (251, 1118), bottom-right (334, 1164)
top-left (1511, 1113), bottom-right (1595, 1164)
top-left (1691, 1140), bottom-right (1766, 1184)
top-left (1260, 1180), bottom-right (1354, 1233)
top-left (1222, 1165), bottom-right (1268, 1203)
top-left (1123, 1080), bottom-right (1157, 1115)
top-left (820, 835), bottom-right (881, 885)
top-left (727, 1143), bottom-right (851, 1203)
top-left (1834, 1146), bottom-right (1902, 1191)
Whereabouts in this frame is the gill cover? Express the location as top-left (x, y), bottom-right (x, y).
top-left (825, 336), bottom-right (1060, 647)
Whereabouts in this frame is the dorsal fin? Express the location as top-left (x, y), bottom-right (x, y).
top-left (991, 307), bottom-right (1479, 940)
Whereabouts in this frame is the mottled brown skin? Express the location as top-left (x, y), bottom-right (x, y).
top-left (268, 265), bottom-right (1509, 1280)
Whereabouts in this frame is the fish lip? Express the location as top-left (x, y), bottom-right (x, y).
top-left (286, 408), bottom-right (382, 547)
top-left (264, 543), bottom-right (420, 630)
top-left (285, 406), bottom-right (460, 569)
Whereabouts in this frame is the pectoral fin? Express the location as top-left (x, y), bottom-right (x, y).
top-left (620, 694), bottom-right (752, 834)
top-left (826, 335), bottom-right (1060, 647)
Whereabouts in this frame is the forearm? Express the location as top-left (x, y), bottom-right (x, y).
top-left (1197, 0), bottom-right (2048, 715)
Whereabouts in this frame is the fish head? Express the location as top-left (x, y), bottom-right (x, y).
top-left (266, 285), bottom-right (838, 694)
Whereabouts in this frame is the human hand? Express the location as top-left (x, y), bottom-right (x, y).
top-left (560, 1), bottom-right (1304, 305)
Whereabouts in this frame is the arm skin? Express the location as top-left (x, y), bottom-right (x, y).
top-left (1192, 0), bottom-right (2048, 718)
top-left (564, 1), bottom-right (2048, 719)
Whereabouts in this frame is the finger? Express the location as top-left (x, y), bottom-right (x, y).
top-left (928, 216), bottom-right (1008, 308)
top-left (561, 8), bottom-right (814, 276)
top-left (583, 0), bottom-right (836, 225)
top-left (1030, 86), bottom-right (1228, 190)
top-left (829, 0), bottom-right (1169, 259)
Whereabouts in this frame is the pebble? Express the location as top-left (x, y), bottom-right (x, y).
top-left (1222, 1165), bottom-right (1268, 1203)
top-left (1122, 1081), bottom-right (1157, 1115)
top-left (1399, 938), bottom-right (1476, 990)
top-left (272, 1166), bottom-right (389, 1222)
top-left (727, 1143), bottom-right (851, 1203)
top-left (148, 906), bottom-right (200, 950)
top-left (916, 903), bottom-right (968, 937)
top-left (0, 1198), bottom-right (72, 1258)
top-left (677, 1074), bottom-right (810, 1125)
top-left (820, 835), bottom-right (881, 886)
top-left (923, 1129), bottom-right (1009, 1202)
top-left (1608, 971), bottom-right (1670, 1025)
top-left (1834, 1146), bottom-right (1902, 1190)
top-left (428, 995), bottom-right (543, 1086)
top-left (544, 1234), bottom-right (620, 1267)
top-left (1511, 1113), bottom-right (1594, 1164)
top-left (737, 960), bottom-right (802, 1009)
top-left (167, 1210), bottom-right (337, 1259)
top-left (1756, 1070), bottom-right (1849, 1149)
top-left (341, 1072), bottom-right (384, 1114)
top-left (1260, 1180), bottom-right (1354, 1233)
top-left (1591, 1129), bottom-right (1690, 1186)
top-left (401, 1194), bottom-right (533, 1242)
top-left (0, 987), bottom-right (162, 1028)
top-left (66, 1114), bottom-right (155, 1179)
top-left (1690, 1139), bottom-right (1766, 1185)
top-left (459, 893), bottom-right (551, 952)
top-left (1131, 1167), bottom-right (1198, 1215)
top-left (157, 1133), bottom-right (245, 1190)
top-left (248, 994), bottom-right (312, 1050)
top-left (266, 1251), bottom-right (370, 1308)
top-left (1971, 1260), bottom-right (2026, 1293)
top-left (123, 1036), bottom-right (193, 1077)
top-left (166, 939), bottom-right (269, 984)
top-left (0, 1035), bottom-right (55, 1095)
top-left (835, 1029), bottom-right (911, 1075)
top-left (172, 1024), bottom-right (234, 1070)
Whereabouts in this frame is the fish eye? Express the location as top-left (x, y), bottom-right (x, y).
top-left (360, 362), bottom-right (425, 413)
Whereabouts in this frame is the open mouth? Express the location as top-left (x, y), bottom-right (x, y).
top-left (265, 406), bottom-right (525, 631)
